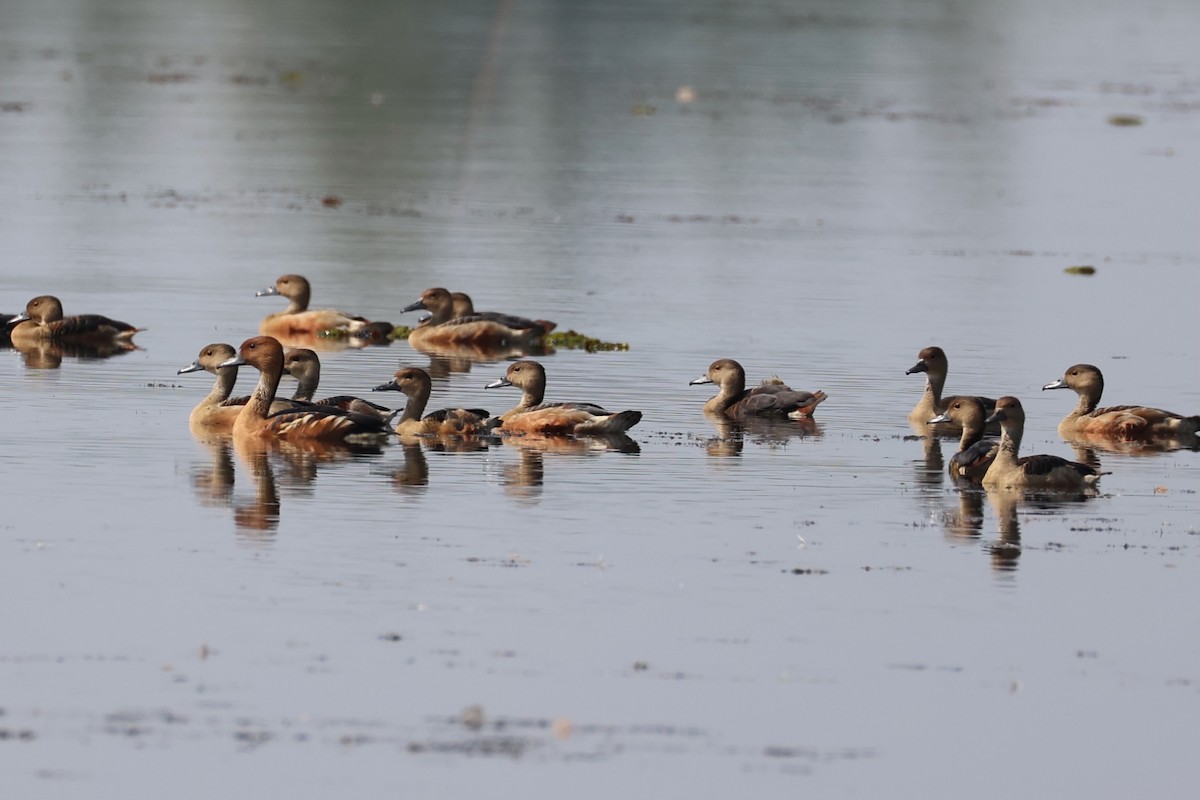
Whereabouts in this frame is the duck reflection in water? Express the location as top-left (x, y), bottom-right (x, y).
top-left (702, 412), bottom-right (822, 459)
top-left (188, 432), bottom-right (383, 538)
top-left (6, 335), bottom-right (138, 369)
top-left (497, 433), bottom-right (639, 504)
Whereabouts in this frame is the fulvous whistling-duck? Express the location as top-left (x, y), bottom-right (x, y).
top-left (217, 336), bottom-right (391, 442)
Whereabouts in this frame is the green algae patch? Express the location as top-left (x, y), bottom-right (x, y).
top-left (387, 325), bottom-right (415, 341)
top-left (1064, 265), bottom-right (1096, 276)
top-left (548, 330), bottom-right (630, 352)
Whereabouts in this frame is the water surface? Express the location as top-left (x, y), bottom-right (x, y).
top-left (2, 1), bottom-right (1198, 796)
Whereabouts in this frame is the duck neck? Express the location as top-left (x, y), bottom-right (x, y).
top-left (246, 365), bottom-right (280, 420)
top-left (1072, 389), bottom-right (1098, 416)
top-left (291, 370), bottom-right (318, 402)
top-left (204, 366), bottom-right (238, 407)
top-left (400, 384), bottom-right (430, 423)
top-left (958, 420), bottom-right (984, 451)
top-left (924, 371), bottom-right (946, 408)
top-left (996, 422), bottom-right (1022, 464)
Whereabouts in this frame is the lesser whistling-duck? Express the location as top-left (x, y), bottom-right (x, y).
top-left (484, 360), bottom-right (641, 435)
top-left (981, 396), bottom-right (1103, 490)
top-left (928, 395), bottom-right (998, 481)
top-left (450, 291), bottom-right (557, 334)
top-left (256, 274), bottom-right (393, 339)
top-left (690, 359), bottom-right (827, 419)
top-left (217, 335), bottom-right (391, 442)
top-left (372, 366), bottom-right (493, 435)
top-left (906, 346), bottom-right (996, 430)
top-left (402, 287), bottom-right (551, 350)
top-left (1043, 363), bottom-right (1200, 441)
top-left (179, 343), bottom-right (313, 433)
top-left (8, 295), bottom-right (142, 346)
top-left (281, 348), bottom-right (395, 421)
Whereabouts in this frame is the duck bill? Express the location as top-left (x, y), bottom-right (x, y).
top-left (401, 299), bottom-right (427, 313)
top-left (254, 285), bottom-right (280, 298)
top-left (177, 360), bottom-right (205, 374)
top-left (372, 380), bottom-right (400, 392)
top-left (927, 412), bottom-right (951, 425)
top-left (6, 312), bottom-right (30, 326)
top-left (689, 375), bottom-right (713, 386)
top-left (484, 377), bottom-right (512, 390)
top-left (1042, 379), bottom-right (1068, 391)
top-left (905, 360), bottom-right (928, 375)
top-left (217, 355), bottom-right (248, 368)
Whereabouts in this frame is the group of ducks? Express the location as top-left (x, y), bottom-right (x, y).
top-left (906, 346), bottom-right (1200, 491)
top-left (7, 282), bottom-right (1198, 494)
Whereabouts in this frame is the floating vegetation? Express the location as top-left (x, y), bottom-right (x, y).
top-left (1064, 265), bottom-right (1096, 276)
top-left (1107, 114), bottom-right (1143, 126)
top-left (387, 325), bottom-right (414, 341)
top-left (548, 329), bottom-right (630, 352)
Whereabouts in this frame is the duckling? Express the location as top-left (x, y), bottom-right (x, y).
top-left (927, 395), bottom-right (997, 481)
top-left (690, 358), bottom-right (826, 419)
top-left (218, 336), bottom-right (391, 442)
top-left (373, 366), bottom-right (493, 435)
top-left (1043, 363), bottom-right (1200, 440)
top-left (280, 348), bottom-right (394, 421)
top-left (981, 396), bottom-right (1103, 490)
top-left (906, 346), bottom-right (995, 429)
top-left (484, 360), bottom-right (641, 435)
top-left (256, 274), bottom-right (393, 338)
top-left (8, 295), bottom-right (142, 346)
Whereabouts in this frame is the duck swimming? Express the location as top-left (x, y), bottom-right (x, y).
top-left (690, 358), bottom-right (826, 419)
top-left (373, 366), bottom-right (493, 435)
top-left (1043, 363), bottom-right (1200, 441)
top-left (981, 396), bottom-right (1104, 490)
top-left (8, 295), bottom-right (142, 346)
top-left (484, 360), bottom-right (641, 435)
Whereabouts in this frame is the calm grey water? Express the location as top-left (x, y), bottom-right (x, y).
top-left (2, 0), bottom-right (1198, 796)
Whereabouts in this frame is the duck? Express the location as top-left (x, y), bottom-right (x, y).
top-left (178, 343), bottom-right (315, 431)
top-left (280, 348), bottom-right (395, 421)
top-left (981, 396), bottom-right (1103, 490)
top-left (450, 291), bottom-right (556, 335)
top-left (217, 335), bottom-right (392, 442)
top-left (8, 295), bottom-right (142, 346)
top-left (256, 274), bottom-right (393, 338)
top-left (402, 287), bottom-right (551, 350)
top-left (927, 395), bottom-right (998, 481)
top-left (1042, 363), bottom-right (1200, 440)
top-left (906, 346), bottom-right (996, 430)
top-left (372, 366), bottom-right (494, 435)
top-left (484, 360), bottom-right (642, 435)
top-left (689, 359), bottom-right (827, 419)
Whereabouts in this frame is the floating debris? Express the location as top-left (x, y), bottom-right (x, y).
top-left (547, 329), bottom-right (629, 352)
top-left (1064, 265), bottom-right (1096, 275)
top-left (1107, 114), bottom-right (1143, 126)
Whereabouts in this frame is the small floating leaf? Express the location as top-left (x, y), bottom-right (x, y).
top-left (1064, 265), bottom-right (1096, 275)
top-left (1107, 114), bottom-right (1143, 126)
